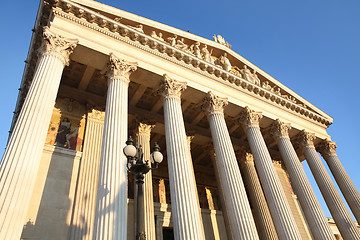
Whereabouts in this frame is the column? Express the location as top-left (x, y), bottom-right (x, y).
top-left (160, 74), bottom-right (205, 240)
top-left (318, 139), bottom-right (360, 224)
top-left (238, 107), bottom-right (302, 240)
top-left (202, 92), bottom-right (259, 240)
top-left (186, 135), bottom-right (202, 213)
top-left (239, 151), bottom-right (279, 240)
top-left (69, 108), bottom-right (105, 240)
top-left (271, 120), bottom-right (335, 240)
top-left (0, 27), bottom-right (77, 240)
top-left (135, 121), bottom-right (156, 240)
top-left (297, 131), bottom-right (360, 239)
top-left (93, 54), bottom-right (137, 240)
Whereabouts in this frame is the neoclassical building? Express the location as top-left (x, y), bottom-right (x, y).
top-left (0, 0), bottom-right (359, 239)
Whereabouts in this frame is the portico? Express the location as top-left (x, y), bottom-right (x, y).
top-left (0, 1), bottom-right (359, 240)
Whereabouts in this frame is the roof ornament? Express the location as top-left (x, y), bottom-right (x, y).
top-left (213, 34), bottom-right (232, 49)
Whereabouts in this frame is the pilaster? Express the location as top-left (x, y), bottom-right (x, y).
top-left (69, 107), bottom-right (105, 240)
top-left (135, 121), bottom-right (156, 240)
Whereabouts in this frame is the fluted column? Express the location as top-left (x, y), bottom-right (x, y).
top-left (160, 74), bottom-right (205, 240)
top-left (69, 108), bottom-right (105, 240)
top-left (93, 54), bottom-right (137, 240)
top-left (135, 121), bottom-right (156, 240)
top-left (239, 151), bottom-right (278, 240)
top-left (271, 120), bottom-right (335, 240)
top-left (0, 27), bottom-right (77, 240)
top-left (238, 107), bottom-right (302, 240)
top-left (202, 92), bottom-right (259, 240)
top-left (186, 135), bottom-right (202, 213)
top-left (297, 131), bottom-right (360, 239)
top-left (318, 139), bottom-right (360, 224)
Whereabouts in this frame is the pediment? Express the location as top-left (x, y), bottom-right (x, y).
top-left (60, 0), bottom-right (332, 126)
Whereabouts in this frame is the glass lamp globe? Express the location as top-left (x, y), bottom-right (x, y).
top-left (123, 144), bottom-right (137, 157)
top-left (151, 151), bottom-right (163, 164)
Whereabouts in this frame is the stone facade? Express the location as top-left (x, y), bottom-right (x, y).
top-left (0, 0), bottom-right (359, 240)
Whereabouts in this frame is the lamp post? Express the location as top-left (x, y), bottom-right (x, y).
top-left (123, 136), bottom-right (163, 240)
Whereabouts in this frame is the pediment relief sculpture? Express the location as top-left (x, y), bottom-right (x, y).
top-left (47, 0), bottom-right (331, 126)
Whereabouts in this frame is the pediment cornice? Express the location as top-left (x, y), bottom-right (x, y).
top-left (47, 0), bottom-right (332, 127)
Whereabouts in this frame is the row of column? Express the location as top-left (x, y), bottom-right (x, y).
top-left (1, 26), bottom-right (360, 240)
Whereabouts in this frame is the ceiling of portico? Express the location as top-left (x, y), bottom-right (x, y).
top-left (64, 0), bottom-right (333, 125)
top-left (57, 49), bottom-right (318, 184)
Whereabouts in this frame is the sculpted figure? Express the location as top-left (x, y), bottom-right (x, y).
top-left (273, 87), bottom-right (281, 95)
top-left (217, 35), bottom-right (226, 45)
top-left (252, 69), bottom-right (261, 85)
top-left (289, 96), bottom-right (297, 103)
top-left (233, 66), bottom-right (242, 77)
top-left (262, 81), bottom-right (272, 91)
top-left (175, 37), bottom-right (188, 51)
top-left (190, 42), bottom-right (202, 58)
top-left (201, 45), bottom-right (214, 64)
top-left (158, 32), bottom-right (164, 41)
top-left (151, 31), bottom-right (164, 41)
top-left (167, 35), bottom-right (177, 47)
top-left (218, 53), bottom-right (232, 72)
top-left (213, 34), bottom-right (218, 43)
top-left (151, 31), bottom-right (157, 39)
top-left (213, 34), bottom-right (231, 48)
top-left (128, 24), bottom-right (144, 33)
top-left (240, 65), bottom-right (252, 82)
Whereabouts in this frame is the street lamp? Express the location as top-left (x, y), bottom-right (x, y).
top-left (123, 136), bottom-right (163, 240)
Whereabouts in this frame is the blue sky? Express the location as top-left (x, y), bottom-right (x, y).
top-left (0, 0), bottom-right (359, 220)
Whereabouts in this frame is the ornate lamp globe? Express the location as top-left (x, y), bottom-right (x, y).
top-left (151, 142), bottom-right (163, 166)
top-left (123, 136), bottom-right (137, 157)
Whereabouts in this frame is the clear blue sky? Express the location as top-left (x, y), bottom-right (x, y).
top-left (0, 0), bottom-right (359, 220)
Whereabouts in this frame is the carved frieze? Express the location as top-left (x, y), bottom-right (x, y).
top-left (49, 0), bottom-right (333, 127)
top-left (39, 27), bottom-right (78, 66)
top-left (47, 98), bottom-right (87, 151)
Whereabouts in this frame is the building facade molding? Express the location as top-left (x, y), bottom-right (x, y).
top-left (44, 0), bottom-right (332, 128)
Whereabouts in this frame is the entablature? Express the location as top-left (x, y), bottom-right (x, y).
top-left (12, 0), bottom-right (333, 141)
top-left (50, 0), bottom-right (332, 127)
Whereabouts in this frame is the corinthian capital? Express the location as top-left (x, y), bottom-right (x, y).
top-left (296, 130), bottom-right (315, 148)
top-left (160, 74), bottom-right (187, 100)
top-left (136, 121), bottom-right (156, 137)
top-left (238, 106), bottom-right (262, 128)
top-left (202, 91), bottom-right (228, 116)
top-left (104, 53), bottom-right (138, 82)
top-left (271, 119), bottom-right (291, 139)
top-left (39, 27), bottom-right (78, 66)
top-left (318, 139), bottom-right (337, 158)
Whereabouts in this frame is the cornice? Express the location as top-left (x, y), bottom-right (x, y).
top-left (50, 0), bottom-right (331, 128)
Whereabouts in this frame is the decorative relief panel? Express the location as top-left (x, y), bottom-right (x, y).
top-left (45, 98), bottom-right (87, 151)
top-left (50, 0), bottom-right (332, 126)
